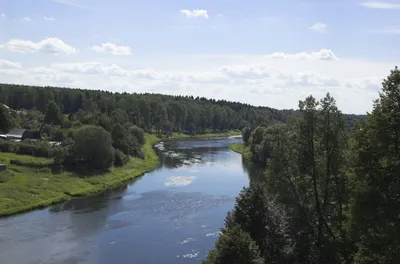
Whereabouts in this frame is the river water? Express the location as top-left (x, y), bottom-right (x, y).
top-left (0, 138), bottom-right (264, 264)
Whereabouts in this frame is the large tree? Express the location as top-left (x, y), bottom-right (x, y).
top-left (74, 125), bottom-right (114, 170)
top-left (202, 226), bottom-right (264, 264)
top-left (350, 66), bottom-right (400, 264)
top-left (44, 100), bottom-right (63, 125)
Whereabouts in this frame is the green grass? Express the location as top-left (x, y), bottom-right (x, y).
top-left (0, 134), bottom-right (161, 217)
top-left (0, 131), bottom-right (238, 217)
top-left (229, 142), bottom-right (252, 160)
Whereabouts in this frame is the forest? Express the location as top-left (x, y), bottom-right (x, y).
top-left (203, 66), bottom-right (400, 264)
top-left (0, 82), bottom-right (365, 171)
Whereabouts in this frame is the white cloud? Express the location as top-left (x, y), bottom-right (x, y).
top-left (90, 42), bottom-right (132, 56)
top-left (309, 23), bottom-right (328, 34)
top-left (2, 38), bottom-right (76, 54)
top-left (360, 1), bottom-right (400, 9)
top-left (0, 59), bottom-right (23, 70)
top-left (53, 62), bottom-right (131, 76)
top-left (51, 0), bottom-right (90, 9)
top-left (1, 14), bottom-right (5, 18)
top-left (0, 50), bottom-right (395, 114)
top-left (23, 17), bottom-right (32, 22)
top-left (44, 17), bottom-right (56, 21)
top-left (265, 49), bottom-right (338, 61)
top-left (377, 28), bottom-right (400, 34)
top-left (180, 9), bottom-right (209, 19)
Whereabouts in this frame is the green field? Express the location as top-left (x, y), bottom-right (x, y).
top-left (0, 132), bottom-right (240, 217)
top-left (229, 142), bottom-right (252, 160)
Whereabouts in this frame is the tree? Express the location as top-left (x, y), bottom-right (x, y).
top-left (225, 185), bottom-right (289, 263)
top-left (350, 67), bottom-right (400, 264)
top-left (0, 104), bottom-right (13, 133)
top-left (242, 126), bottom-right (252, 145)
top-left (44, 101), bottom-right (63, 125)
top-left (111, 124), bottom-right (129, 154)
top-left (202, 226), bottom-right (264, 264)
top-left (74, 125), bottom-right (114, 170)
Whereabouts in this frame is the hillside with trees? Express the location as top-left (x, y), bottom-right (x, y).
top-left (204, 66), bottom-right (400, 264)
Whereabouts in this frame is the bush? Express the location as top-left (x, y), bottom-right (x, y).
top-left (114, 148), bottom-right (128, 167)
top-left (52, 128), bottom-right (65, 141)
top-left (15, 143), bottom-right (35, 156)
top-left (0, 140), bottom-right (17, 153)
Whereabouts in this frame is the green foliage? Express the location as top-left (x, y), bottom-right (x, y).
top-left (203, 226), bottom-right (264, 264)
top-left (74, 125), bottom-right (114, 170)
top-left (349, 66), bottom-right (400, 264)
top-left (44, 101), bottom-right (63, 125)
top-left (0, 140), bottom-right (54, 158)
top-left (225, 186), bottom-right (289, 263)
top-left (114, 149), bottom-right (129, 167)
top-left (242, 126), bottom-right (252, 144)
top-left (0, 104), bottom-right (13, 133)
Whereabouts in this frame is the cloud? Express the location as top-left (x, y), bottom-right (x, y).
top-left (51, 0), bottom-right (90, 9)
top-left (90, 42), bottom-right (132, 56)
top-left (376, 28), bottom-right (400, 34)
top-left (309, 23), bottom-right (328, 34)
top-left (53, 62), bottom-right (131, 76)
top-left (265, 49), bottom-right (338, 61)
top-left (2, 38), bottom-right (77, 54)
top-left (180, 9), bottom-right (209, 19)
top-left (0, 59), bottom-right (23, 70)
top-left (44, 17), bottom-right (55, 21)
top-left (360, 1), bottom-right (400, 9)
top-left (1, 14), bottom-right (5, 18)
top-left (220, 65), bottom-right (273, 79)
top-left (23, 17), bottom-right (32, 22)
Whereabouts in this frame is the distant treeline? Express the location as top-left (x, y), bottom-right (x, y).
top-left (0, 83), bottom-right (366, 133)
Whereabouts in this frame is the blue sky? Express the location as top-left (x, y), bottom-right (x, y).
top-left (1, 0), bottom-right (400, 113)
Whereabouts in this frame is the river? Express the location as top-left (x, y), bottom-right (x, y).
top-left (0, 137), bottom-right (264, 264)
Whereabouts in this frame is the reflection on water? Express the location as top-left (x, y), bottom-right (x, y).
top-left (0, 137), bottom-right (265, 264)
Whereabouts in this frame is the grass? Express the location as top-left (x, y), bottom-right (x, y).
top-left (0, 134), bottom-right (161, 217)
top-left (0, 131), bottom-right (237, 217)
top-left (229, 142), bottom-right (252, 160)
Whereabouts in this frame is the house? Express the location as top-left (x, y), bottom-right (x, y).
top-left (4, 129), bottom-right (40, 141)
top-left (5, 128), bottom-right (26, 140)
top-left (0, 164), bottom-right (6, 171)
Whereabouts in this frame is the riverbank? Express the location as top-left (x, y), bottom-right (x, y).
top-left (0, 132), bottom-right (241, 217)
top-left (229, 142), bottom-right (252, 160)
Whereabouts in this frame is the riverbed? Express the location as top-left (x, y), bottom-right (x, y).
top-left (0, 138), bottom-right (264, 264)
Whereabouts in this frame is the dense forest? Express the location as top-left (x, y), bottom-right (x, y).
top-left (203, 66), bottom-right (400, 264)
top-left (0, 83), bottom-right (364, 134)
top-left (0, 82), bottom-right (365, 172)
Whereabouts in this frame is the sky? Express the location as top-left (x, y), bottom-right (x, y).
top-left (0, 0), bottom-right (399, 114)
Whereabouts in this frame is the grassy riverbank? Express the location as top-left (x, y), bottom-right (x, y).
top-left (0, 132), bottom-right (240, 217)
top-left (229, 142), bottom-right (252, 160)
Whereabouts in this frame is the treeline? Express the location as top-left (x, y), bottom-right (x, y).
top-left (204, 67), bottom-right (400, 264)
top-left (0, 83), bottom-right (365, 134)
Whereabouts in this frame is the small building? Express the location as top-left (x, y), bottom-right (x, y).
top-left (5, 128), bottom-right (26, 140)
top-left (5, 129), bottom-right (41, 141)
top-left (0, 164), bottom-right (6, 171)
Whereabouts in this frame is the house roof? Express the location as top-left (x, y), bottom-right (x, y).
top-left (6, 128), bottom-right (26, 138)
top-left (2, 104), bottom-right (10, 109)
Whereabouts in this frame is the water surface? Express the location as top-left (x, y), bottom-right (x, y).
top-left (0, 138), bottom-right (264, 264)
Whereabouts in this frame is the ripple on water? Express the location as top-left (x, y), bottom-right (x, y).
top-left (179, 237), bottom-right (196, 244)
top-left (164, 176), bottom-right (196, 187)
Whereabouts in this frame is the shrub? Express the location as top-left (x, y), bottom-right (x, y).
top-left (0, 140), bottom-right (17, 153)
top-left (114, 148), bottom-right (128, 167)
